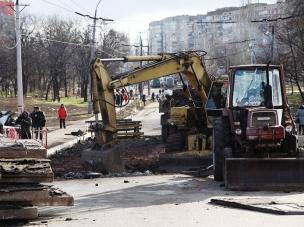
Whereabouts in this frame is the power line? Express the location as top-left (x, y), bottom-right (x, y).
top-left (251, 14), bottom-right (304, 23)
top-left (205, 51), bottom-right (244, 61)
top-left (37, 0), bottom-right (75, 14)
top-left (69, 0), bottom-right (91, 14)
top-left (22, 34), bottom-right (128, 57)
top-left (75, 12), bottom-right (114, 21)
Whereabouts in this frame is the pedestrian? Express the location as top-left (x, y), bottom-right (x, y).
top-left (123, 91), bottom-right (129, 104)
top-left (30, 106), bottom-right (46, 140)
top-left (142, 94), bottom-right (146, 106)
top-left (57, 104), bottom-right (68, 129)
top-left (156, 94), bottom-right (160, 102)
top-left (151, 92), bottom-right (155, 102)
top-left (129, 89), bottom-right (134, 99)
top-left (15, 111), bottom-right (32, 139)
top-left (115, 89), bottom-right (121, 106)
top-left (120, 89), bottom-right (124, 106)
top-left (296, 104), bottom-right (304, 135)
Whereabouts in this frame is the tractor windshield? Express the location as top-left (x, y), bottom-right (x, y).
top-left (232, 68), bottom-right (282, 107)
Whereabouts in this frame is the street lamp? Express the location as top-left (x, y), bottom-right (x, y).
top-left (87, 0), bottom-right (102, 114)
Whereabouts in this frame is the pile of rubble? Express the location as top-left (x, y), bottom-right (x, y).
top-left (50, 136), bottom-right (164, 177)
top-left (0, 139), bottom-right (73, 220)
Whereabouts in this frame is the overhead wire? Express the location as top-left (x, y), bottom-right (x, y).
top-left (251, 14), bottom-right (304, 23)
top-left (22, 34), bottom-right (116, 57)
top-left (21, 34), bottom-right (130, 57)
top-left (69, 0), bottom-right (91, 15)
top-left (205, 51), bottom-right (244, 61)
top-left (36, 0), bottom-right (75, 14)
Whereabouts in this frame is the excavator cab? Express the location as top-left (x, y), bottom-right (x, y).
top-left (207, 64), bottom-right (304, 190)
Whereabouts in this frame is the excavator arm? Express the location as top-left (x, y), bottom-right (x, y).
top-left (90, 51), bottom-right (211, 145)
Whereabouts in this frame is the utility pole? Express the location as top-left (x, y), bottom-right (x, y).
top-left (87, 8), bottom-right (98, 115)
top-left (75, 2), bottom-right (113, 114)
top-left (138, 34), bottom-right (149, 97)
top-left (147, 45), bottom-right (150, 96)
top-left (138, 35), bottom-right (143, 97)
top-left (15, 0), bottom-right (28, 114)
top-left (270, 25), bottom-right (275, 62)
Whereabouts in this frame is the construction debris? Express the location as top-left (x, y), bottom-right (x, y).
top-left (210, 197), bottom-right (304, 215)
top-left (0, 139), bottom-right (46, 159)
top-left (0, 138), bottom-right (73, 220)
top-left (50, 136), bottom-right (162, 176)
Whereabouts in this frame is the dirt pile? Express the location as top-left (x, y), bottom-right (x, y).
top-left (49, 140), bottom-right (93, 176)
top-left (50, 136), bottom-right (164, 177)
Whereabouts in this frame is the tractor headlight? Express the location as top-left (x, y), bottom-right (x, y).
top-left (285, 125), bottom-right (293, 133)
top-left (235, 128), bottom-right (242, 135)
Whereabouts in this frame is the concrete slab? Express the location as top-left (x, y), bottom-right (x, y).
top-left (0, 205), bottom-right (38, 219)
top-left (210, 197), bottom-right (304, 215)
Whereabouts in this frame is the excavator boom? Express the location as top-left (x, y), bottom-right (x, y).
top-left (91, 51), bottom-right (211, 145)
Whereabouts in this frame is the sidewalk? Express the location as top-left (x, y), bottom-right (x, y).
top-left (46, 117), bottom-right (93, 156)
top-left (46, 100), bottom-right (137, 156)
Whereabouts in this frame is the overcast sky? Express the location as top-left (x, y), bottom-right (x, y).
top-left (23, 0), bottom-right (278, 42)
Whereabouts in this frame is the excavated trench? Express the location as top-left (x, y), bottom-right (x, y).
top-left (49, 136), bottom-right (165, 179)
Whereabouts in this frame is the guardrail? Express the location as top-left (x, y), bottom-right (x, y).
top-left (31, 128), bottom-right (48, 148)
top-left (0, 126), bottom-right (48, 148)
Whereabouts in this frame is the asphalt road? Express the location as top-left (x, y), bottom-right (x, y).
top-left (30, 175), bottom-right (304, 227)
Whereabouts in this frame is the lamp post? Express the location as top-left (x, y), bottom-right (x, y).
top-left (87, 0), bottom-right (102, 114)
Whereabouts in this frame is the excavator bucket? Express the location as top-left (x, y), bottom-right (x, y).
top-left (225, 158), bottom-right (304, 191)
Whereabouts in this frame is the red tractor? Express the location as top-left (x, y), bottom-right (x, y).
top-left (207, 64), bottom-right (304, 190)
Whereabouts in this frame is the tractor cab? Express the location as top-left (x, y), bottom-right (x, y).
top-left (227, 65), bottom-right (296, 154)
top-left (206, 64), bottom-right (298, 182)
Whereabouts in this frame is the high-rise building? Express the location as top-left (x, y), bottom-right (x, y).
top-left (149, 1), bottom-right (286, 64)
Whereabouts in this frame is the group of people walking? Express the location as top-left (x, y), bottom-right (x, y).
top-left (115, 89), bottom-right (129, 107)
top-left (16, 104), bottom-right (68, 140)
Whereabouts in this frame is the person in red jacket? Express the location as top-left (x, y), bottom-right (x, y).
top-left (57, 104), bottom-right (68, 129)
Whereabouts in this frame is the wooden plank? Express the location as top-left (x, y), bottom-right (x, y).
top-left (0, 205), bottom-right (38, 219)
top-left (117, 132), bottom-right (144, 136)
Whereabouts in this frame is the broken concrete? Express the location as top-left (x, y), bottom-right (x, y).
top-left (210, 197), bottom-right (304, 215)
top-left (0, 139), bottom-right (73, 220)
top-left (0, 159), bottom-right (53, 183)
top-left (0, 139), bottom-right (46, 159)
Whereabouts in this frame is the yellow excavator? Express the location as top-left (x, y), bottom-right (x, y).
top-left (90, 51), bottom-right (304, 191)
top-left (91, 51), bottom-right (213, 149)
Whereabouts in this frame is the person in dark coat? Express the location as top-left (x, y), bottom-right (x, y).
top-left (30, 106), bottom-right (46, 140)
top-left (15, 111), bottom-right (32, 139)
top-left (151, 92), bottom-right (155, 102)
top-left (115, 90), bottom-right (121, 106)
top-left (142, 94), bottom-right (146, 106)
top-left (296, 104), bottom-right (304, 135)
